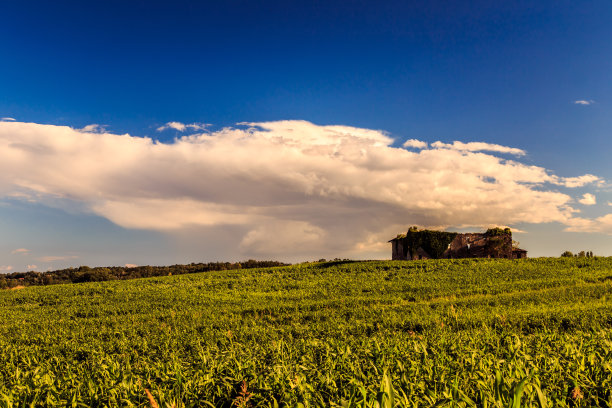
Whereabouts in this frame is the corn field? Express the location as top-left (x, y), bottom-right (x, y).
top-left (1, 258), bottom-right (611, 407)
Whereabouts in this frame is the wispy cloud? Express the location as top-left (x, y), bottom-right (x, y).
top-left (0, 265), bottom-right (13, 272)
top-left (37, 255), bottom-right (79, 262)
top-left (561, 174), bottom-right (602, 188)
top-left (430, 141), bottom-right (526, 156)
top-left (578, 193), bottom-right (596, 205)
top-left (0, 119), bottom-right (608, 259)
top-left (80, 124), bottom-right (107, 133)
top-left (26, 264), bottom-right (37, 270)
top-left (574, 100), bottom-right (595, 105)
top-left (403, 139), bottom-right (428, 149)
top-left (565, 214), bottom-right (612, 234)
top-left (1, 117), bottom-right (16, 121)
top-left (11, 248), bottom-right (30, 255)
top-left (125, 263), bottom-right (138, 268)
top-left (156, 121), bottom-right (209, 132)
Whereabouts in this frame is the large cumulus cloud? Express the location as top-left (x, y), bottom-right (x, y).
top-left (0, 120), bottom-right (607, 258)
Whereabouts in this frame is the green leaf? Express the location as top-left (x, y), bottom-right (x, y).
top-left (533, 384), bottom-right (549, 408)
top-left (510, 377), bottom-right (529, 408)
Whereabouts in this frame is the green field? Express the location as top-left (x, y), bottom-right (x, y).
top-left (1, 258), bottom-right (611, 407)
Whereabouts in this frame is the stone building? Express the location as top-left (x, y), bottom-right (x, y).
top-left (389, 227), bottom-right (527, 260)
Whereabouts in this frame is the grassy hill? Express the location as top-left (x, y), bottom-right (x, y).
top-left (1, 258), bottom-right (611, 407)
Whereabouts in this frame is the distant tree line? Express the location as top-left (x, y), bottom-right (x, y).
top-left (561, 250), bottom-right (595, 258)
top-left (0, 260), bottom-right (288, 289)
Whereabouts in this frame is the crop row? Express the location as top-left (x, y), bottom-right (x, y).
top-left (1, 258), bottom-right (611, 406)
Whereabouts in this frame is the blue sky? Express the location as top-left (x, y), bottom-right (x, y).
top-left (1, 1), bottom-right (611, 270)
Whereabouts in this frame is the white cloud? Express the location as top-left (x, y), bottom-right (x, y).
top-left (26, 265), bottom-right (37, 270)
top-left (578, 193), bottom-right (596, 205)
top-left (0, 265), bottom-right (13, 272)
top-left (11, 248), bottom-right (30, 255)
top-left (403, 139), bottom-right (428, 149)
top-left (125, 263), bottom-right (138, 268)
top-left (561, 174), bottom-right (602, 188)
top-left (430, 141), bottom-right (526, 156)
top-left (80, 124), bottom-right (107, 133)
top-left (37, 255), bottom-right (79, 262)
top-left (1, 117), bottom-right (16, 121)
top-left (156, 121), bottom-right (209, 132)
top-left (157, 121), bottom-right (186, 131)
top-left (608, 201), bottom-right (612, 207)
top-left (574, 100), bottom-right (594, 105)
top-left (565, 213), bottom-right (612, 234)
top-left (0, 119), bottom-right (608, 258)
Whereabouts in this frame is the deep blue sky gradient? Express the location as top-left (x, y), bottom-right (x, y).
top-left (2, 1), bottom-right (610, 174)
top-left (1, 1), bottom-right (611, 266)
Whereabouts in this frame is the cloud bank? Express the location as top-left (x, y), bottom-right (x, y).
top-left (0, 120), bottom-right (608, 258)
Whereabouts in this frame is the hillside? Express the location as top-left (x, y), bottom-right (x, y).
top-left (1, 258), bottom-right (611, 406)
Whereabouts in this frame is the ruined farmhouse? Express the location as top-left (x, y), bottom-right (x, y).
top-left (390, 227), bottom-right (527, 260)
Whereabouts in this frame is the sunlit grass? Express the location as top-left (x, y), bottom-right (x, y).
top-left (1, 258), bottom-right (611, 406)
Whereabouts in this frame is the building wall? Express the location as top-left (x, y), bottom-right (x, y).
top-left (391, 239), bottom-right (403, 260)
top-left (442, 233), bottom-right (513, 259)
top-left (391, 231), bottom-right (519, 260)
top-left (512, 249), bottom-right (528, 259)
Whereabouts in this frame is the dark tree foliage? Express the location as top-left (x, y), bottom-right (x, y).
top-left (0, 260), bottom-right (288, 289)
top-left (485, 236), bottom-right (511, 258)
top-left (404, 227), bottom-right (458, 259)
top-left (561, 250), bottom-right (595, 258)
top-left (485, 227), bottom-right (512, 237)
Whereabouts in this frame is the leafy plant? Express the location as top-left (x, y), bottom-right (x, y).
top-left (1, 258), bottom-right (611, 406)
